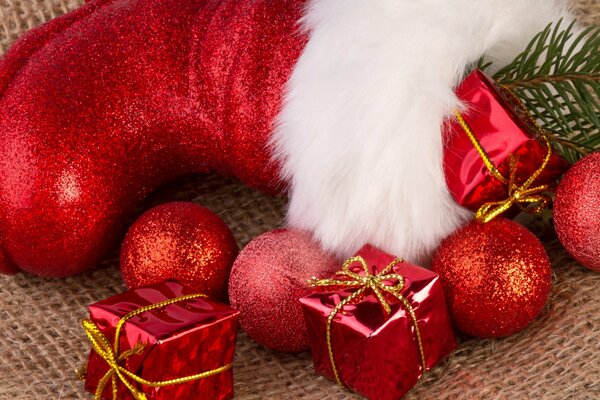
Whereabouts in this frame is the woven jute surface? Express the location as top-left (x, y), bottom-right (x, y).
top-left (0, 1), bottom-right (599, 399)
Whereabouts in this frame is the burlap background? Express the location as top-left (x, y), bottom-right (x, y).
top-left (0, 1), bottom-right (599, 399)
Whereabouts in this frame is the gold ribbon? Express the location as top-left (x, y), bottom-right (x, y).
top-left (309, 256), bottom-right (426, 388)
top-left (453, 85), bottom-right (553, 224)
top-left (82, 293), bottom-right (233, 400)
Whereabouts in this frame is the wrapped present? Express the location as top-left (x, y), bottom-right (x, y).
top-left (81, 281), bottom-right (239, 400)
top-left (443, 69), bottom-right (569, 223)
top-left (300, 245), bottom-right (456, 400)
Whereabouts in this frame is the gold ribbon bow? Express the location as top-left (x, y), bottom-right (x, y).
top-left (309, 256), bottom-right (426, 388)
top-left (453, 85), bottom-right (553, 224)
top-left (81, 293), bottom-right (232, 400)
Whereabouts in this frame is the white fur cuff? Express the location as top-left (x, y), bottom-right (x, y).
top-left (273, 0), bottom-right (574, 264)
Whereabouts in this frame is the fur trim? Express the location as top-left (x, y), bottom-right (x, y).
top-left (272, 0), bottom-right (575, 264)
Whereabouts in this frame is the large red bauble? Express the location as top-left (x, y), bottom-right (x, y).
top-left (554, 152), bottom-right (600, 272)
top-left (0, 0), bottom-right (307, 276)
top-left (432, 218), bottom-right (552, 338)
top-left (120, 202), bottom-right (237, 300)
top-left (228, 229), bottom-right (339, 352)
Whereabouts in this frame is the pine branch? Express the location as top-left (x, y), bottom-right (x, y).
top-left (502, 73), bottom-right (600, 88)
top-left (480, 20), bottom-right (600, 163)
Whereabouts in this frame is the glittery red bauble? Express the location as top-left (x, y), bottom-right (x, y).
top-left (0, 0), bottom-right (307, 277)
top-left (120, 202), bottom-right (237, 300)
top-left (228, 229), bottom-right (339, 352)
top-left (432, 218), bottom-right (552, 338)
top-left (554, 152), bottom-right (600, 272)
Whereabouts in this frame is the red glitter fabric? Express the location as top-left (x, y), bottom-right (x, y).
top-left (0, 0), bottom-right (308, 276)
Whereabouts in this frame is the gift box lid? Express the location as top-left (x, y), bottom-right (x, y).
top-left (88, 281), bottom-right (238, 344)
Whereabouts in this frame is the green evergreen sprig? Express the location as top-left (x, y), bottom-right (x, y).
top-left (480, 20), bottom-right (600, 163)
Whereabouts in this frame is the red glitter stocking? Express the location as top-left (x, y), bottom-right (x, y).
top-left (0, 0), bottom-right (307, 276)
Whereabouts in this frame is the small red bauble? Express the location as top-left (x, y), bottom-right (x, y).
top-left (432, 218), bottom-right (552, 338)
top-left (554, 152), bottom-right (600, 272)
top-left (228, 229), bottom-right (339, 352)
top-left (120, 202), bottom-right (237, 300)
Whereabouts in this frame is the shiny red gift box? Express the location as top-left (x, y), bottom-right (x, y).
top-left (83, 281), bottom-right (239, 400)
top-left (443, 69), bottom-right (568, 211)
top-left (300, 245), bottom-right (456, 400)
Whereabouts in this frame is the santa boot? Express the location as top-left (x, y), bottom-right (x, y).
top-left (0, 0), bottom-right (573, 276)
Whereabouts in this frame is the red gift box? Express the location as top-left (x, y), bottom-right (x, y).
top-left (300, 245), bottom-right (456, 400)
top-left (443, 69), bottom-right (568, 216)
top-left (82, 281), bottom-right (239, 400)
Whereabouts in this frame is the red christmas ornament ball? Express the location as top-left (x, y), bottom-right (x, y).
top-left (120, 202), bottom-right (237, 299)
top-left (432, 218), bottom-right (552, 338)
top-left (228, 229), bottom-right (339, 352)
top-left (554, 152), bottom-right (600, 271)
